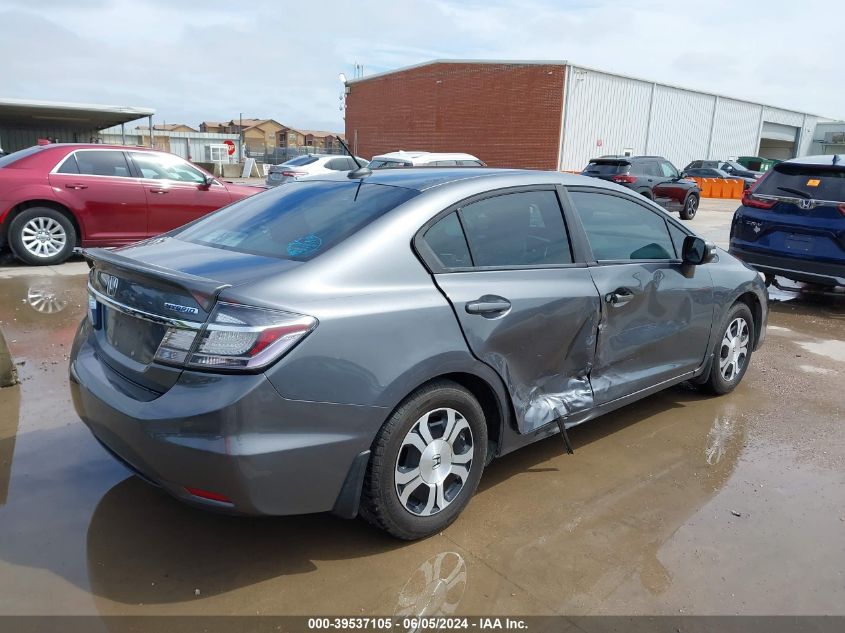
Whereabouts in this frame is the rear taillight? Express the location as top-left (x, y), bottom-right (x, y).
top-left (741, 189), bottom-right (776, 209)
top-left (281, 170), bottom-right (306, 177)
top-left (740, 172), bottom-right (775, 209)
top-left (612, 174), bottom-right (637, 184)
top-left (839, 204), bottom-right (845, 217)
top-left (154, 302), bottom-right (316, 370)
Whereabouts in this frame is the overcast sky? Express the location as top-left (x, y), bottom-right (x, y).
top-left (1, 0), bottom-right (841, 132)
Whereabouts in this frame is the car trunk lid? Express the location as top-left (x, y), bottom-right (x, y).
top-left (85, 238), bottom-right (302, 394)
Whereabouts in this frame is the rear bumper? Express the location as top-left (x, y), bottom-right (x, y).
top-left (69, 325), bottom-right (382, 516)
top-left (729, 245), bottom-right (845, 287)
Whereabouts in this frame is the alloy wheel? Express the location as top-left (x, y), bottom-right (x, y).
top-left (719, 317), bottom-right (749, 382)
top-left (21, 217), bottom-right (67, 258)
top-left (686, 195), bottom-right (698, 216)
top-left (394, 408), bottom-right (474, 517)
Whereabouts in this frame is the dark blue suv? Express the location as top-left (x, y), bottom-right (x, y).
top-left (729, 155), bottom-right (845, 288)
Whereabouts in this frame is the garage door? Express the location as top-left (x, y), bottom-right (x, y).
top-left (759, 121), bottom-right (798, 160)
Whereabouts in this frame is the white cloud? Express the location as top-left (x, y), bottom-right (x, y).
top-left (0, 0), bottom-right (841, 131)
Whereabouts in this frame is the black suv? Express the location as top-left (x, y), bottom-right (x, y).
top-left (684, 160), bottom-right (762, 180)
top-left (582, 156), bottom-right (701, 220)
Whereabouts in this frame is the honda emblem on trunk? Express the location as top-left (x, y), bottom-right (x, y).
top-left (799, 199), bottom-right (813, 210)
top-left (105, 274), bottom-right (119, 297)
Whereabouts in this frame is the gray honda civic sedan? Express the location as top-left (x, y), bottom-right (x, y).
top-left (70, 168), bottom-right (767, 539)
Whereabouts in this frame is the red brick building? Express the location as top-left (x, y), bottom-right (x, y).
top-left (344, 60), bottom-right (566, 170)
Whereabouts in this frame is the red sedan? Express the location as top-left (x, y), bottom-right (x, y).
top-left (0, 144), bottom-right (261, 265)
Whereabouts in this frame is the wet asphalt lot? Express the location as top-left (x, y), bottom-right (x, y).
top-left (0, 199), bottom-right (843, 617)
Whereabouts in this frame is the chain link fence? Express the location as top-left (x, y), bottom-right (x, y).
top-left (245, 145), bottom-right (347, 165)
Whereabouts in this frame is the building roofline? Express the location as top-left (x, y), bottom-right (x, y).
top-left (346, 59), bottom-right (828, 119)
top-left (346, 59), bottom-right (567, 84)
top-left (0, 97), bottom-right (155, 117)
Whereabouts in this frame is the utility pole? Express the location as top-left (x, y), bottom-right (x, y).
top-left (239, 112), bottom-right (243, 162)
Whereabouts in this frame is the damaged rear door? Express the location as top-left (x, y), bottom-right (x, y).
top-left (416, 186), bottom-right (601, 434)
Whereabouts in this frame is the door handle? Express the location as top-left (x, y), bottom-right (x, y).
top-left (149, 188), bottom-right (168, 194)
top-left (466, 297), bottom-right (511, 315)
top-left (604, 288), bottom-right (635, 307)
top-left (64, 183), bottom-right (88, 190)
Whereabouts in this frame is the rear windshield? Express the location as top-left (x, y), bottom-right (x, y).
top-left (755, 162), bottom-right (845, 202)
top-left (177, 180), bottom-right (419, 261)
top-left (0, 145), bottom-right (45, 168)
top-left (583, 162), bottom-right (628, 175)
top-left (284, 155), bottom-right (319, 166)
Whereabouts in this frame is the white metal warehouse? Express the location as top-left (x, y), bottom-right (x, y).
top-left (558, 63), bottom-right (820, 171)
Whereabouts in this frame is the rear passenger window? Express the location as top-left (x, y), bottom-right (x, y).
top-left (570, 191), bottom-right (676, 261)
top-left (56, 154), bottom-right (79, 174)
top-left (75, 151), bottom-right (131, 177)
top-left (459, 191), bottom-right (572, 267)
top-left (422, 212), bottom-right (472, 268)
top-left (326, 158), bottom-right (350, 171)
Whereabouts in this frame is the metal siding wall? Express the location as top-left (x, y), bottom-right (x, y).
top-left (709, 98), bottom-right (762, 160)
top-left (647, 85), bottom-right (715, 168)
top-left (797, 115), bottom-right (818, 156)
top-left (99, 130), bottom-right (239, 161)
top-left (762, 107), bottom-right (804, 128)
top-left (0, 125), bottom-right (101, 152)
top-left (560, 67), bottom-right (651, 170)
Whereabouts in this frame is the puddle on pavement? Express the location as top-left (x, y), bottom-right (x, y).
top-left (795, 339), bottom-right (845, 364)
top-left (0, 271), bottom-right (844, 616)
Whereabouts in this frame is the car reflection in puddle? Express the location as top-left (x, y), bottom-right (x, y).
top-left (394, 552), bottom-right (467, 628)
top-left (26, 285), bottom-right (69, 315)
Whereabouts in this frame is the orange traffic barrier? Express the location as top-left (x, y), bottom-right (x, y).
top-left (686, 177), bottom-right (743, 199)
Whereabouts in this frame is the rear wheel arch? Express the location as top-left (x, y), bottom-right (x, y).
top-left (377, 370), bottom-right (512, 462)
top-left (735, 291), bottom-right (763, 349)
top-left (3, 200), bottom-right (82, 247)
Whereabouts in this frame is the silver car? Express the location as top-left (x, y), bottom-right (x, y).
top-left (70, 168), bottom-right (767, 539)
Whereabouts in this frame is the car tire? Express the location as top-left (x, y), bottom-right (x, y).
top-left (359, 380), bottom-right (488, 540)
top-left (701, 302), bottom-right (755, 395)
top-left (680, 193), bottom-right (699, 220)
top-left (8, 207), bottom-right (77, 266)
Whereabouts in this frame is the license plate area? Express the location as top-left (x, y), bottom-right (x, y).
top-left (103, 306), bottom-right (167, 364)
top-left (785, 234), bottom-right (814, 253)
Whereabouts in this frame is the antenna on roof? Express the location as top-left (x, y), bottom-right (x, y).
top-left (336, 135), bottom-right (371, 178)
top-left (833, 154), bottom-right (841, 166)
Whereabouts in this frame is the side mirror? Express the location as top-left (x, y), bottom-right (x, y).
top-left (199, 174), bottom-right (215, 189)
top-left (682, 236), bottom-right (716, 265)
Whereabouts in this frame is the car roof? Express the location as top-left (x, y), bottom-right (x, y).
top-left (782, 154), bottom-right (844, 166)
top-left (35, 143), bottom-right (167, 152)
top-left (372, 151), bottom-right (481, 163)
top-left (304, 167), bottom-right (628, 192)
top-left (588, 155), bottom-right (666, 163)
